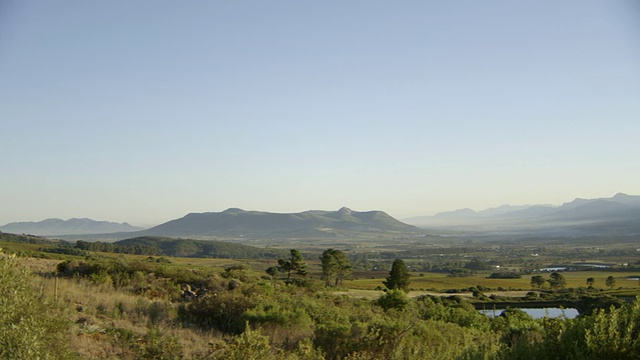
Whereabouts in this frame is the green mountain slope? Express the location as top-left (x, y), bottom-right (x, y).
top-left (115, 236), bottom-right (287, 258)
top-left (138, 207), bottom-right (420, 239)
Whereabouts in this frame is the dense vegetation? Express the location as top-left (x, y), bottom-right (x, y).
top-left (78, 236), bottom-right (287, 259)
top-left (2, 241), bottom-right (640, 359)
top-left (2, 230), bottom-right (640, 359)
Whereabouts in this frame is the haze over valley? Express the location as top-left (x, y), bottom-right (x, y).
top-left (3, 193), bottom-right (639, 241)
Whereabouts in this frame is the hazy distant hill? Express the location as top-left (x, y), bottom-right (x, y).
top-left (0, 218), bottom-right (143, 236)
top-left (134, 207), bottom-right (420, 239)
top-left (115, 236), bottom-right (287, 258)
top-left (404, 193), bottom-right (640, 236)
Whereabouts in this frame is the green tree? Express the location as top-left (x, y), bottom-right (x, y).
top-left (278, 249), bottom-right (307, 282)
top-left (586, 277), bottom-right (595, 287)
top-left (605, 275), bottom-right (616, 289)
top-left (530, 275), bottom-right (546, 288)
top-left (548, 272), bottom-right (566, 289)
top-left (320, 249), bottom-right (352, 287)
top-left (383, 259), bottom-right (411, 292)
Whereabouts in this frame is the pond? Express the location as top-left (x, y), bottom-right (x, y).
top-left (479, 307), bottom-right (579, 319)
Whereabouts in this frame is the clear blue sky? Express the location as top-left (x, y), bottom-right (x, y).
top-left (1, 1), bottom-right (639, 226)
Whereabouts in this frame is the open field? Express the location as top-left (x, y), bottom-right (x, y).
top-left (332, 289), bottom-right (535, 300)
top-left (346, 270), bottom-right (640, 291)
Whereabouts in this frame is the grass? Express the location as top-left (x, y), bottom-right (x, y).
top-left (346, 271), bottom-right (640, 291)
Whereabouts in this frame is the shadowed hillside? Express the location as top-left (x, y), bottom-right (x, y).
top-left (114, 236), bottom-right (287, 258)
top-left (136, 207), bottom-right (421, 239)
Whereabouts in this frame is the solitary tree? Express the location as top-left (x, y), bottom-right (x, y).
top-left (586, 277), bottom-right (595, 287)
top-left (278, 249), bottom-right (307, 282)
top-left (548, 272), bottom-right (566, 289)
top-left (605, 276), bottom-right (616, 289)
top-left (383, 259), bottom-right (411, 292)
top-left (320, 249), bottom-right (352, 287)
top-left (530, 275), bottom-right (546, 289)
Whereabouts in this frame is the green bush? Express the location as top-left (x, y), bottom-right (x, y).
top-left (0, 252), bottom-right (72, 359)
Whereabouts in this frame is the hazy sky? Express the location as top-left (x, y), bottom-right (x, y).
top-left (1, 1), bottom-right (639, 226)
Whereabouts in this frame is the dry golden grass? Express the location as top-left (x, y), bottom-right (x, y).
top-left (23, 273), bottom-right (220, 359)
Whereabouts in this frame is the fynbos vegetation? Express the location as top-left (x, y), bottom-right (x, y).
top-left (2, 232), bottom-right (640, 359)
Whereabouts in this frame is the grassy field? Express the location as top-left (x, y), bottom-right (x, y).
top-left (346, 270), bottom-right (640, 291)
top-left (4, 237), bottom-right (639, 295)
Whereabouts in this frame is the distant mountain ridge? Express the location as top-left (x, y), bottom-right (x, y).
top-left (404, 193), bottom-right (640, 236)
top-left (135, 207), bottom-right (420, 239)
top-left (0, 218), bottom-right (143, 236)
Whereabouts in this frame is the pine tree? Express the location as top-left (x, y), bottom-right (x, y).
top-left (278, 249), bottom-right (307, 282)
top-left (383, 259), bottom-right (411, 292)
top-left (320, 249), bottom-right (352, 287)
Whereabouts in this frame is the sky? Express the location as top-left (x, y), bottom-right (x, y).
top-left (1, 1), bottom-right (639, 227)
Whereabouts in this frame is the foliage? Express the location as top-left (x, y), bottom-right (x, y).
top-left (75, 240), bottom-right (162, 256)
top-left (0, 251), bottom-right (72, 359)
top-left (376, 289), bottom-right (409, 311)
top-left (383, 259), bottom-right (411, 292)
top-left (548, 272), bottom-right (567, 289)
top-left (448, 268), bottom-right (476, 277)
top-left (493, 299), bottom-right (640, 359)
top-left (40, 246), bottom-right (89, 256)
top-left (605, 275), bottom-right (616, 289)
top-left (465, 258), bottom-right (492, 270)
top-left (278, 249), bottom-right (308, 282)
top-left (6, 242), bottom-right (640, 360)
top-left (488, 272), bottom-right (521, 279)
top-left (530, 275), bottom-right (546, 288)
top-left (78, 237), bottom-right (286, 259)
top-left (320, 249), bottom-right (352, 287)
top-left (56, 256), bottom-right (219, 297)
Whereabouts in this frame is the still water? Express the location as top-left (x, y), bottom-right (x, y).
top-left (479, 307), bottom-right (579, 319)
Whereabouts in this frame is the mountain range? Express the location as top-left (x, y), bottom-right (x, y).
top-left (0, 218), bottom-right (143, 236)
top-left (403, 193), bottom-right (640, 236)
top-left (133, 207), bottom-right (419, 239)
top-left (1, 207), bottom-right (419, 240)
top-left (4, 194), bottom-right (639, 240)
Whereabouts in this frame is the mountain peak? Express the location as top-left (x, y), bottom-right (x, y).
top-left (222, 208), bottom-right (246, 214)
top-left (338, 207), bottom-right (352, 214)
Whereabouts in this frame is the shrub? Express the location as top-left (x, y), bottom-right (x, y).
top-left (0, 252), bottom-right (72, 359)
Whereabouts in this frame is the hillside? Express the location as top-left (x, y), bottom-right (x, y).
top-left (114, 236), bottom-right (287, 258)
top-left (0, 232), bottom-right (65, 245)
top-left (134, 207), bottom-right (420, 239)
top-left (0, 218), bottom-right (143, 236)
